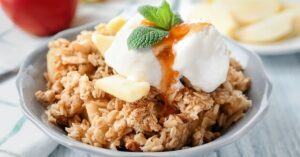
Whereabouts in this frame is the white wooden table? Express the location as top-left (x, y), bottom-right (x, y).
top-left (1, 1), bottom-right (300, 157)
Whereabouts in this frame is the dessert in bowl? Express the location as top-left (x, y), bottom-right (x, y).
top-left (16, 1), bottom-right (272, 156)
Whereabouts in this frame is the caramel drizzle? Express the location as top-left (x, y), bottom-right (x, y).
top-left (154, 22), bottom-right (211, 101)
top-left (150, 24), bottom-right (190, 116)
top-left (139, 20), bottom-right (211, 116)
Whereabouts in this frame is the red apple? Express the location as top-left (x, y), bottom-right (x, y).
top-left (1, 0), bottom-right (78, 36)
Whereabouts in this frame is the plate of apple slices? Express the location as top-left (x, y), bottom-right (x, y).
top-left (180, 0), bottom-right (300, 55)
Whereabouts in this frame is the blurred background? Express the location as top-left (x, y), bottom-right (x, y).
top-left (0, 0), bottom-right (299, 157)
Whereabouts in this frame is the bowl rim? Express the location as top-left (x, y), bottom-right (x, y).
top-left (16, 20), bottom-right (272, 156)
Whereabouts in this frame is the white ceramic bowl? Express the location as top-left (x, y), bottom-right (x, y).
top-left (16, 21), bottom-right (272, 157)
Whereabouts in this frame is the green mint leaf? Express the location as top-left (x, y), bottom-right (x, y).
top-left (158, 0), bottom-right (173, 29)
top-left (138, 5), bottom-right (170, 30)
top-left (171, 13), bottom-right (183, 26)
top-left (127, 26), bottom-right (169, 49)
top-left (138, 0), bottom-right (182, 30)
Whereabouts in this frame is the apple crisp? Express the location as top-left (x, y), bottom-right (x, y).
top-left (35, 18), bottom-right (251, 152)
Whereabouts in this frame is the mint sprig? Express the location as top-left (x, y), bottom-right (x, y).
top-left (127, 0), bottom-right (183, 50)
top-left (138, 0), bottom-right (182, 30)
top-left (128, 26), bottom-right (169, 49)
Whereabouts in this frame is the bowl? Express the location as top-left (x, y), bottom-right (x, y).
top-left (16, 20), bottom-right (272, 157)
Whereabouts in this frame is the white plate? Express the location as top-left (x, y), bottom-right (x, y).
top-left (241, 37), bottom-right (300, 55)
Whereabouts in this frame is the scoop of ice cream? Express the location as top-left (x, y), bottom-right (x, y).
top-left (173, 24), bottom-right (230, 92)
top-left (104, 15), bottom-right (162, 87)
top-left (105, 15), bottom-right (229, 93)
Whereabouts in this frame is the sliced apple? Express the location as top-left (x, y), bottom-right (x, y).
top-left (235, 10), bottom-right (296, 43)
top-left (106, 16), bottom-right (126, 35)
top-left (83, 102), bottom-right (100, 123)
top-left (283, 2), bottom-right (300, 11)
top-left (92, 32), bottom-right (114, 56)
top-left (47, 50), bottom-right (58, 82)
top-left (295, 16), bottom-right (300, 35)
top-left (283, 3), bottom-right (300, 35)
top-left (92, 17), bottom-right (126, 56)
top-left (215, 0), bottom-right (281, 24)
top-left (187, 3), bottom-right (237, 36)
top-left (95, 75), bottom-right (150, 103)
